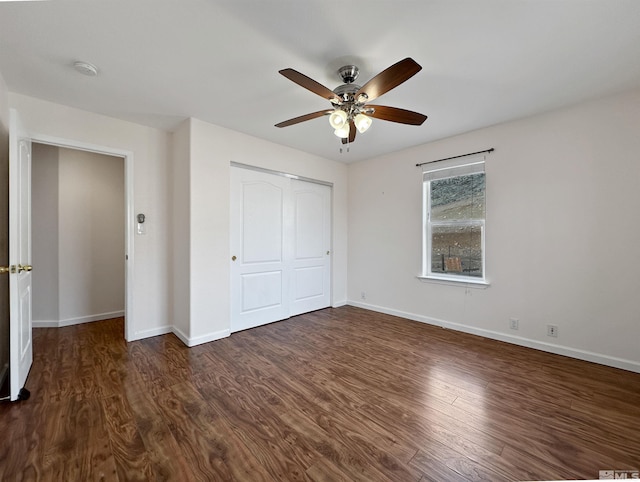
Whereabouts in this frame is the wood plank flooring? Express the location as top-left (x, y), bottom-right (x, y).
top-left (1, 306), bottom-right (639, 481)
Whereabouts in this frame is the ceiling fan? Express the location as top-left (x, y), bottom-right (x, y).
top-left (275, 57), bottom-right (427, 145)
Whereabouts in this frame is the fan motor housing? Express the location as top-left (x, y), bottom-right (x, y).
top-left (333, 83), bottom-right (361, 102)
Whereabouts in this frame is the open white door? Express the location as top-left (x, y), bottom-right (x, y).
top-left (8, 108), bottom-right (33, 401)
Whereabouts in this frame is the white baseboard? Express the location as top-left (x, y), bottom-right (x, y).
top-left (33, 310), bottom-right (125, 328)
top-left (32, 320), bottom-right (61, 328)
top-left (128, 325), bottom-right (173, 342)
top-left (172, 327), bottom-right (230, 347)
top-left (347, 300), bottom-right (640, 374)
top-left (171, 326), bottom-right (190, 346)
top-left (332, 300), bottom-right (348, 308)
top-left (32, 313), bottom-right (230, 348)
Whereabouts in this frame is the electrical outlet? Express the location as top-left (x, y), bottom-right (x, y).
top-left (547, 324), bottom-right (558, 338)
top-left (509, 318), bottom-right (519, 330)
top-left (360, 291), bottom-right (366, 300)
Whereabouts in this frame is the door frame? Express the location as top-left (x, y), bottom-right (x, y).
top-left (29, 133), bottom-right (135, 341)
top-left (230, 161), bottom-right (333, 188)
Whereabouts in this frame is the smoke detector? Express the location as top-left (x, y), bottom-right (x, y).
top-left (73, 61), bottom-right (98, 77)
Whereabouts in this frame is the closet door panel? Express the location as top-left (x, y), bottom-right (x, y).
top-left (231, 169), bottom-right (289, 332)
top-left (289, 180), bottom-right (331, 316)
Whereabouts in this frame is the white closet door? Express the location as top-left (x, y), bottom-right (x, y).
top-left (289, 180), bottom-right (331, 316)
top-left (230, 167), bottom-right (331, 333)
top-left (230, 168), bottom-right (291, 332)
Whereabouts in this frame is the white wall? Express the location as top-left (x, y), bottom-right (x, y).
top-left (170, 120), bottom-right (190, 339)
top-left (31, 143), bottom-right (59, 322)
top-left (348, 87), bottom-right (640, 372)
top-left (9, 94), bottom-right (172, 340)
top-left (176, 118), bottom-right (348, 345)
top-left (59, 148), bottom-right (124, 323)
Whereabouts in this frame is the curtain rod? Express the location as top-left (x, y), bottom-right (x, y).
top-left (416, 148), bottom-right (494, 167)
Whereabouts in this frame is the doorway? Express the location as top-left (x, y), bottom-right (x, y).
top-left (31, 144), bottom-right (125, 329)
top-left (29, 134), bottom-right (134, 340)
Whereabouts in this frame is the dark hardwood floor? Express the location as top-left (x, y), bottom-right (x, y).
top-left (1, 306), bottom-right (639, 481)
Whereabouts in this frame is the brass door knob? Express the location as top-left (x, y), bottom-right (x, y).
top-left (18, 264), bottom-right (33, 273)
top-left (0, 266), bottom-right (10, 275)
top-left (231, 256), bottom-right (237, 261)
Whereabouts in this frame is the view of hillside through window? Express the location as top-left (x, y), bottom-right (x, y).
top-left (429, 172), bottom-right (485, 278)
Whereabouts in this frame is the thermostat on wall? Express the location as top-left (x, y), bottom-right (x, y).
top-left (136, 213), bottom-right (146, 235)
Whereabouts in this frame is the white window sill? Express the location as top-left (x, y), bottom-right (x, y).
top-left (416, 275), bottom-right (490, 289)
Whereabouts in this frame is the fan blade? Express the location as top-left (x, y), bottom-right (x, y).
top-left (356, 58), bottom-right (422, 102)
top-left (275, 110), bottom-right (333, 128)
top-left (367, 105), bottom-right (427, 125)
top-left (279, 68), bottom-right (341, 103)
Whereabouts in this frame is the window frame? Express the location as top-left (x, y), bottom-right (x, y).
top-left (421, 156), bottom-right (488, 286)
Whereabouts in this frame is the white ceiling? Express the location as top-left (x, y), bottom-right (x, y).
top-left (1, 0), bottom-right (640, 163)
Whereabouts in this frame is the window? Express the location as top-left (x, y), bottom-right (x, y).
top-left (422, 156), bottom-right (486, 283)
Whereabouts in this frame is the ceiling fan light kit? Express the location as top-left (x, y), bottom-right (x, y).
top-left (329, 109), bottom-right (348, 129)
top-left (354, 113), bottom-right (372, 133)
top-left (276, 57), bottom-right (428, 146)
top-left (334, 124), bottom-right (350, 139)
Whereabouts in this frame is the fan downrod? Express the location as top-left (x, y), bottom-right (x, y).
top-left (334, 65), bottom-right (364, 102)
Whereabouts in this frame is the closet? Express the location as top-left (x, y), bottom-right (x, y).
top-left (230, 166), bottom-right (331, 332)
